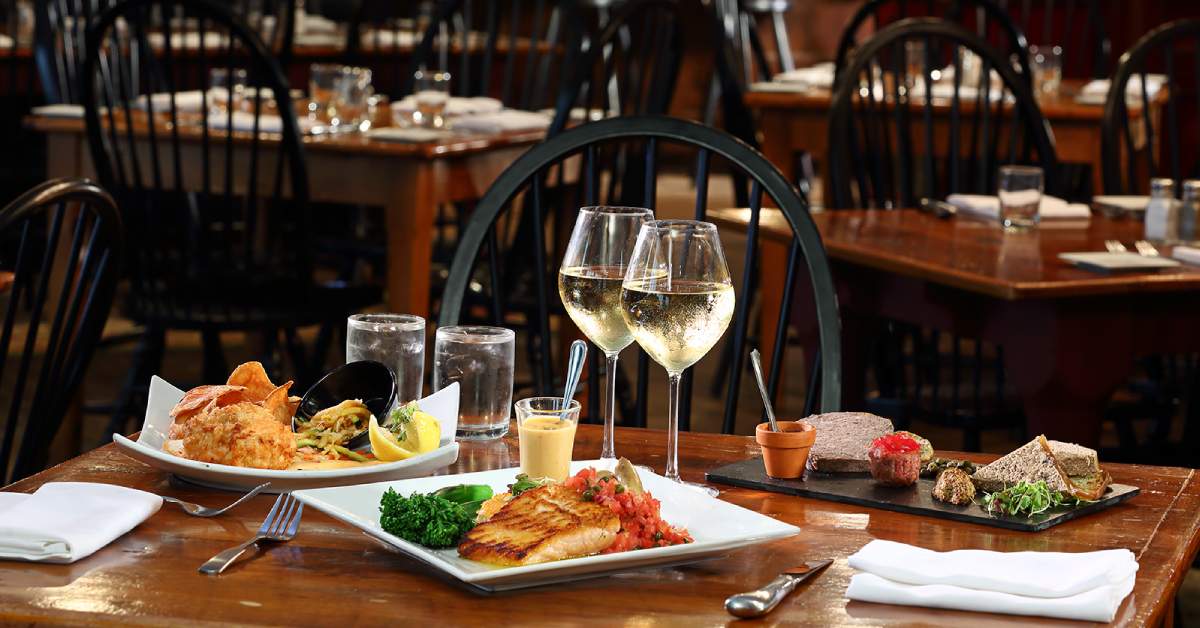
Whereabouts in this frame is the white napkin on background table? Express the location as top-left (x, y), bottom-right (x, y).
top-left (366, 127), bottom-right (452, 143)
top-left (774, 62), bottom-right (835, 89)
top-left (449, 109), bottom-right (551, 134)
top-left (32, 104), bottom-right (85, 118)
top-left (845, 540), bottom-right (1138, 623)
top-left (1171, 245), bottom-right (1200, 266)
top-left (948, 193), bottom-right (1092, 220)
top-left (0, 482), bottom-right (161, 563)
top-left (208, 111), bottom-right (283, 133)
top-left (1077, 74), bottom-right (1166, 105)
top-left (391, 96), bottom-right (502, 118)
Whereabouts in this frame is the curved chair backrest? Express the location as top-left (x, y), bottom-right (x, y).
top-left (995, 0), bottom-right (1110, 79)
top-left (834, 0), bottom-right (1031, 84)
top-left (438, 116), bottom-right (842, 435)
top-left (82, 0), bottom-right (311, 324)
top-left (547, 0), bottom-right (681, 137)
top-left (36, 0), bottom-right (294, 104)
top-left (1101, 19), bottom-right (1200, 195)
top-left (0, 178), bottom-right (123, 483)
top-left (828, 18), bottom-right (1057, 209)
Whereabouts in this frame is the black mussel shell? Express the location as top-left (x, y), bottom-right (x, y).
top-left (294, 360), bottom-right (397, 451)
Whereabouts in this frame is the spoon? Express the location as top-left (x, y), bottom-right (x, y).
top-left (749, 349), bottom-right (780, 432)
top-left (561, 340), bottom-right (587, 420)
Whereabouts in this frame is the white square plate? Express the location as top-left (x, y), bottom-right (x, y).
top-left (294, 461), bottom-right (800, 591)
top-left (112, 376), bottom-right (461, 493)
top-left (1059, 251), bottom-right (1181, 272)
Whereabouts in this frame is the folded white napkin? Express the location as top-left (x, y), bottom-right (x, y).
top-left (845, 540), bottom-right (1138, 623)
top-left (366, 127), bottom-right (452, 143)
top-left (750, 80), bottom-right (811, 93)
top-left (391, 95), bottom-right (502, 117)
top-left (910, 81), bottom-right (1007, 102)
top-left (147, 31), bottom-right (232, 50)
top-left (299, 14), bottom-right (340, 35)
top-left (0, 482), bottom-right (161, 563)
top-left (449, 109), bottom-right (551, 134)
top-left (947, 193), bottom-right (1092, 220)
top-left (140, 90), bottom-right (206, 113)
top-left (847, 572), bottom-right (1136, 623)
top-left (1093, 195), bottom-right (1149, 211)
top-left (1172, 245), bottom-right (1200, 266)
top-left (1077, 74), bottom-right (1166, 105)
top-left (207, 111), bottom-right (283, 133)
top-left (774, 62), bottom-right (835, 89)
top-left (32, 104), bottom-right (85, 118)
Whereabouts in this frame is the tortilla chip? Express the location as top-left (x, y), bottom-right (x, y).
top-left (169, 385), bottom-right (248, 423)
top-left (259, 381), bottom-right (295, 425)
top-left (226, 361), bottom-right (277, 402)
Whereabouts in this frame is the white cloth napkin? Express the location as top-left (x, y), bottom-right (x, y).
top-left (845, 540), bottom-right (1138, 623)
top-left (360, 29), bottom-right (418, 48)
top-left (207, 111), bottom-right (283, 133)
top-left (140, 90), bottom-right (206, 113)
top-left (0, 34), bottom-right (13, 48)
top-left (32, 104), bottom-right (85, 119)
top-left (146, 31), bottom-right (231, 50)
top-left (1077, 74), bottom-right (1166, 105)
top-left (1171, 245), bottom-right (1200, 266)
top-left (847, 572), bottom-right (1136, 623)
top-left (450, 109), bottom-right (551, 134)
top-left (947, 193), bottom-right (1092, 220)
top-left (0, 482), bottom-right (161, 563)
top-left (774, 62), bottom-right (835, 89)
top-left (366, 127), bottom-right (452, 143)
top-left (391, 96), bottom-right (503, 117)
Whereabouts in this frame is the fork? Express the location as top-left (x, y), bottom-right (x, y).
top-left (1134, 240), bottom-right (1161, 256)
top-left (198, 493), bottom-right (303, 575)
top-left (1105, 239), bottom-right (1128, 253)
top-left (161, 482), bottom-right (269, 517)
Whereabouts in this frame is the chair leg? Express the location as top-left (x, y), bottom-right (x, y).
top-left (103, 326), bottom-right (166, 440)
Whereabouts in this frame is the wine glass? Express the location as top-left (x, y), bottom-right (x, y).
top-left (621, 220), bottom-right (735, 495)
top-left (558, 206), bottom-right (654, 465)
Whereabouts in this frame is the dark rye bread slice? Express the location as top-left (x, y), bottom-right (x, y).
top-left (802, 412), bottom-right (894, 473)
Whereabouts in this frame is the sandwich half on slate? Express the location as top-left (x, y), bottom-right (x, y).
top-left (971, 435), bottom-right (1110, 500)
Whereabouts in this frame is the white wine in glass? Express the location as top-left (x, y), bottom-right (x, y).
top-left (558, 206), bottom-right (654, 463)
top-left (621, 220), bottom-right (734, 494)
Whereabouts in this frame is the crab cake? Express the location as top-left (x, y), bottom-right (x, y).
top-left (181, 402), bottom-right (295, 469)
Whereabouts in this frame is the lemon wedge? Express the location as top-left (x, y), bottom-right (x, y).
top-left (368, 412), bottom-right (441, 462)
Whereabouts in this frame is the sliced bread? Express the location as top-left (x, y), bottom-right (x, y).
top-left (1048, 440), bottom-right (1100, 477)
top-left (802, 412), bottom-right (894, 473)
top-left (972, 435), bottom-right (1110, 500)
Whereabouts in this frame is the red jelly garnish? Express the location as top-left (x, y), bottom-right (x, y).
top-left (870, 433), bottom-right (920, 456)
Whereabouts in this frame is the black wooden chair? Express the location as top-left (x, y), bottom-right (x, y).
top-left (1101, 18), bottom-right (1200, 195)
top-left (995, 0), bottom-right (1110, 79)
top-left (828, 18), bottom-right (1057, 449)
top-left (82, 0), bottom-right (379, 433)
top-left (438, 115), bottom-right (842, 434)
top-left (833, 0), bottom-right (1031, 85)
top-left (0, 178), bottom-right (123, 483)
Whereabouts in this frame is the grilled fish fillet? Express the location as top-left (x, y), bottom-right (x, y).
top-left (458, 484), bottom-right (619, 565)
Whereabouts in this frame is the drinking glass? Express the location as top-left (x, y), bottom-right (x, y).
top-left (433, 326), bottom-right (515, 440)
top-left (1029, 45), bottom-right (1063, 96)
top-left (337, 66), bottom-right (373, 131)
top-left (558, 206), bottom-right (654, 464)
top-left (998, 165), bottom-right (1044, 231)
top-left (412, 69), bottom-right (450, 128)
top-left (516, 397), bottom-right (581, 481)
top-left (208, 67), bottom-right (247, 116)
top-left (307, 63), bottom-right (372, 133)
top-left (621, 220), bottom-right (735, 494)
top-left (346, 313), bottom-right (425, 405)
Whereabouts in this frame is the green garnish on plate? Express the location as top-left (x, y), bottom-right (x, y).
top-left (980, 480), bottom-right (1086, 517)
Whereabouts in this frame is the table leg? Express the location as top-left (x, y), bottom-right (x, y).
top-left (997, 301), bottom-right (1134, 447)
top-left (384, 161), bottom-right (437, 318)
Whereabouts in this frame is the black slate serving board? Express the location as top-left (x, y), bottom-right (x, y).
top-left (706, 457), bottom-right (1140, 532)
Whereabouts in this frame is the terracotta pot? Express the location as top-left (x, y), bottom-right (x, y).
top-left (755, 421), bottom-right (817, 479)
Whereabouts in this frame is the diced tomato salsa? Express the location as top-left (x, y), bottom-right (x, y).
top-left (565, 468), bottom-right (692, 553)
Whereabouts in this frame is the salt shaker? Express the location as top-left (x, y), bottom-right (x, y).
top-left (1178, 180), bottom-right (1200, 242)
top-left (1144, 178), bottom-right (1179, 242)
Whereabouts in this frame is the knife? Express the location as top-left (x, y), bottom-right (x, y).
top-left (724, 559), bottom-right (833, 618)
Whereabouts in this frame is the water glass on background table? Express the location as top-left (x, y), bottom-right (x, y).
top-left (346, 314), bottom-right (425, 404)
top-left (1029, 45), bottom-right (1063, 96)
top-left (209, 68), bottom-right (247, 116)
top-left (433, 326), bottom-right (514, 440)
top-left (998, 165), bottom-right (1044, 231)
top-left (308, 63), bottom-right (372, 133)
top-left (516, 397), bottom-right (581, 481)
top-left (412, 69), bottom-right (450, 128)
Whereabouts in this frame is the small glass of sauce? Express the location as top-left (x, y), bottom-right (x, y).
top-left (515, 397), bottom-right (581, 481)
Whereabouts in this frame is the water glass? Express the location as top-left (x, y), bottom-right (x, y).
top-left (433, 326), bottom-right (515, 440)
top-left (1029, 45), bottom-right (1063, 96)
top-left (998, 165), bottom-right (1044, 230)
top-left (209, 68), bottom-right (247, 116)
top-left (412, 69), bottom-right (451, 128)
top-left (308, 63), bottom-right (373, 133)
top-left (516, 397), bottom-right (581, 481)
top-left (346, 314), bottom-right (426, 404)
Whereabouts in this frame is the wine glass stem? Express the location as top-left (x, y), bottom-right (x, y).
top-left (601, 351), bottom-right (619, 461)
top-left (665, 371), bottom-right (682, 483)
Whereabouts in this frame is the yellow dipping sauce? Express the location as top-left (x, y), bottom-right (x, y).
top-left (518, 416), bottom-right (578, 481)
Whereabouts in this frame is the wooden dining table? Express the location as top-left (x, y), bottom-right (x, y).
top-left (710, 208), bottom-right (1200, 448)
top-left (1, 424), bottom-right (1196, 626)
top-left (27, 114), bottom-right (545, 318)
top-left (746, 79), bottom-right (1165, 196)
